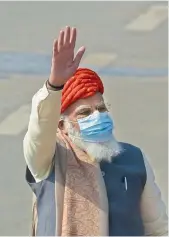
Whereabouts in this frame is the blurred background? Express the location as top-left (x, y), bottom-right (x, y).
top-left (0, 1), bottom-right (168, 235)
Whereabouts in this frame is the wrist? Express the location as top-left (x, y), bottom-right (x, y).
top-left (48, 73), bottom-right (64, 87)
top-left (46, 80), bottom-right (64, 91)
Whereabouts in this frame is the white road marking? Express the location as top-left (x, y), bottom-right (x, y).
top-left (0, 104), bottom-right (31, 135)
top-left (126, 5), bottom-right (168, 31)
top-left (81, 53), bottom-right (117, 67)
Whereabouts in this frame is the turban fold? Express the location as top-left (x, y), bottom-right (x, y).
top-left (61, 68), bottom-right (104, 113)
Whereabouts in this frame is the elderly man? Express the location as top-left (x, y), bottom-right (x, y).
top-left (23, 26), bottom-right (168, 236)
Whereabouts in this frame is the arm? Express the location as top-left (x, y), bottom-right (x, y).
top-left (23, 83), bottom-right (62, 182)
top-left (23, 26), bottom-right (85, 182)
top-left (141, 153), bottom-right (168, 236)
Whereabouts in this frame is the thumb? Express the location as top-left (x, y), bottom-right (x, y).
top-left (73, 46), bottom-right (86, 69)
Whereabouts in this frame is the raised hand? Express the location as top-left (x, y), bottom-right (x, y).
top-left (49, 26), bottom-right (85, 87)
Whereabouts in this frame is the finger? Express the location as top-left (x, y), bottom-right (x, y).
top-left (70, 27), bottom-right (77, 48)
top-left (58, 30), bottom-right (64, 51)
top-left (73, 46), bottom-right (86, 68)
top-left (64, 26), bottom-right (71, 45)
top-left (53, 39), bottom-right (58, 55)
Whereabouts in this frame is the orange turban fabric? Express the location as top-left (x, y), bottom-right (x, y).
top-left (61, 68), bottom-right (104, 113)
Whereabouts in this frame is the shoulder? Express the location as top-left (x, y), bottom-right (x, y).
top-left (117, 141), bottom-right (146, 169)
top-left (117, 142), bottom-right (144, 163)
top-left (117, 142), bottom-right (146, 172)
top-left (119, 141), bottom-right (142, 153)
top-left (118, 142), bottom-right (153, 176)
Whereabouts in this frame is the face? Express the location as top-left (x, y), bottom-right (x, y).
top-left (59, 92), bottom-right (122, 162)
top-left (62, 92), bottom-right (107, 131)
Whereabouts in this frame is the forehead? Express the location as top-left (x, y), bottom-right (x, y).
top-left (65, 92), bottom-right (104, 115)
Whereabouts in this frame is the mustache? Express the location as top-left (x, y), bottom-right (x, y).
top-left (64, 120), bottom-right (122, 162)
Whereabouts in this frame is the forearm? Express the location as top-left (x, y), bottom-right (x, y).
top-left (23, 82), bottom-right (62, 181)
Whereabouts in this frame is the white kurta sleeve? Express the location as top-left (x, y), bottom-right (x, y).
top-left (141, 152), bottom-right (168, 236)
top-left (23, 82), bottom-right (62, 182)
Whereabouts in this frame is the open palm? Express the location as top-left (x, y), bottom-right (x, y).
top-left (49, 26), bottom-right (85, 86)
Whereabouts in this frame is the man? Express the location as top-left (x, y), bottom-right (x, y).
top-left (23, 26), bottom-right (168, 236)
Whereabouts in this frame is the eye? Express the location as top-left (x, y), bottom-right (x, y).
top-left (77, 109), bottom-right (92, 118)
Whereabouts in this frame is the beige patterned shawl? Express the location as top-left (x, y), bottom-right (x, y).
top-left (31, 130), bottom-right (108, 236)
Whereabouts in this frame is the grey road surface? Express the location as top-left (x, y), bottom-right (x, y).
top-left (0, 1), bottom-right (168, 235)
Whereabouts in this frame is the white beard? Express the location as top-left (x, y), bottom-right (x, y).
top-left (64, 120), bottom-right (123, 163)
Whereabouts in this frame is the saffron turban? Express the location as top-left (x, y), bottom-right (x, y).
top-left (61, 68), bottom-right (104, 113)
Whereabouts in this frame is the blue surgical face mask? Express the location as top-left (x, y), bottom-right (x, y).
top-left (77, 111), bottom-right (114, 143)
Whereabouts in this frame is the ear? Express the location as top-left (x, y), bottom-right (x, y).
top-left (58, 120), bottom-right (68, 135)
